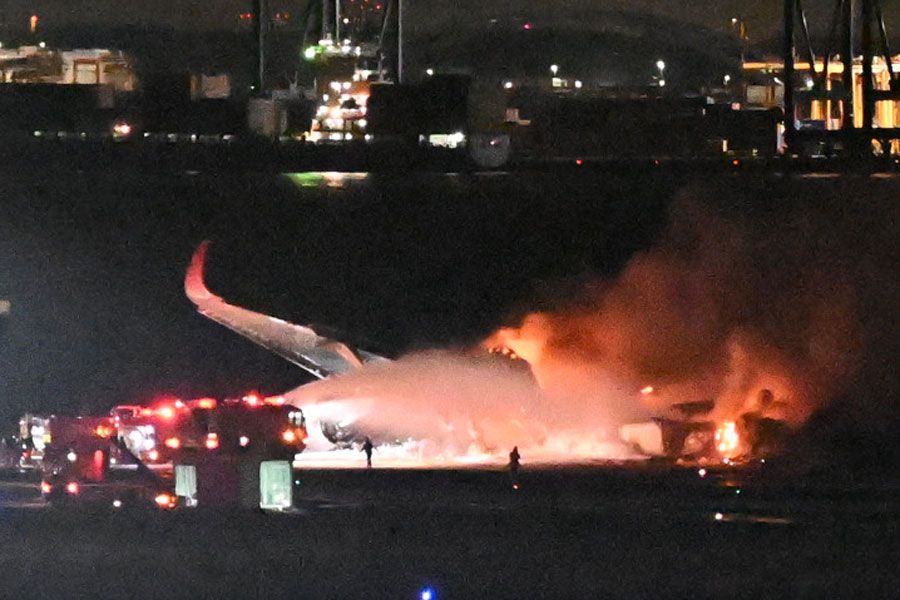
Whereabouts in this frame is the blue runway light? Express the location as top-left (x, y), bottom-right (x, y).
top-left (420, 587), bottom-right (435, 600)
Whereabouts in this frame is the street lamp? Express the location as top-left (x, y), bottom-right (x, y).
top-left (656, 60), bottom-right (665, 87)
top-left (550, 64), bottom-right (559, 76)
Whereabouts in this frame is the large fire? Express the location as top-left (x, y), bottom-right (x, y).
top-left (286, 192), bottom-right (867, 465)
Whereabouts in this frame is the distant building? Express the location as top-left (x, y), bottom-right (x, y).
top-left (743, 55), bottom-right (900, 130)
top-left (0, 46), bottom-right (136, 92)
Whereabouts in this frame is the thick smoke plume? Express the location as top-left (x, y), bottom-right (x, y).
top-left (487, 190), bottom-right (863, 432)
top-left (289, 180), bottom-right (892, 462)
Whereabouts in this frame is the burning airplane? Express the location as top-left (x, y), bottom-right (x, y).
top-left (185, 188), bottom-right (863, 464)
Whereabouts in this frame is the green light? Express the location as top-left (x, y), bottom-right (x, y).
top-left (285, 172), bottom-right (325, 188)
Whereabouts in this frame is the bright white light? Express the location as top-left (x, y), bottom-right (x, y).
top-left (723, 74), bottom-right (731, 85)
top-left (66, 451), bottom-right (77, 463)
top-left (574, 80), bottom-right (583, 89)
top-left (38, 41), bottom-right (46, 49)
top-left (806, 78), bottom-right (814, 89)
top-left (656, 59), bottom-right (665, 71)
top-left (426, 68), bottom-right (434, 76)
top-left (329, 81), bottom-right (341, 92)
top-left (342, 17), bottom-right (349, 24)
top-left (714, 512), bottom-right (724, 521)
top-left (112, 499), bottom-right (122, 508)
top-left (658, 79), bottom-right (666, 87)
top-left (503, 81), bottom-right (513, 89)
top-left (550, 64), bottom-right (558, 75)
top-left (773, 77), bottom-right (783, 85)
top-left (342, 81), bottom-right (351, 90)
top-left (303, 47), bottom-right (316, 60)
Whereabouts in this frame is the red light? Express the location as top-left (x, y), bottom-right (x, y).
top-left (40, 481), bottom-right (52, 494)
top-left (732, 159), bottom-right (740, 166)
top-left (147, 449), bottom-right (160, 461)
top-left (282, 430), bottom-right (297, 443)
top-left (244, 393), bottom-right (261, 407)
top-left (523, 23), bottom-right (531, 29)
top-left (164, 437), bottom-right (181, 449)
top-left (205, 433), bottom-right (219, 450)
top-left (264, 396), bottom-right (285, 406)
top-left (575, 159), bottom-right (583, 165)
top-left (375, 4), bottom-right (382, 9)
top-left (65, 482), bottom-right (79, 495)
top-left (195, 398), bottom-right (216, 409)
top-left (154, 493), bottom-right (175, 508)
top-left (157, 406), bottom-right (176, 420)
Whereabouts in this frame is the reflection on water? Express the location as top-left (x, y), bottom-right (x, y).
top-left (284, 172), bottom-right (370, 189)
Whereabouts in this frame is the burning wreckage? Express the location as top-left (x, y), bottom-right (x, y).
top-left (185, 241), bottom-right (795, 463)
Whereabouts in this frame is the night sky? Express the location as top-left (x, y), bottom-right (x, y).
top-left (0, 0), bottom-right (876, 42)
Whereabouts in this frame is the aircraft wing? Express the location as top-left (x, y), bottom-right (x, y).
top-left (185, 241), bottom-right (387, 380)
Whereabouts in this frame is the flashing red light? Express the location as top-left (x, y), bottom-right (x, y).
top-left (164, 437), bottom-right (181, 449)
top-left (205, 433), bottom-right (219, 450)
top-left (282, 429), bottom-right (297, 443)
top-left (65, 482), bottom-right (79, 495)
top-left (195, 398), bottom-right (217, 410)
top-left (147, 449), bottom-right (160, 461)
top-left (40, 481), bottom-right (52, 494)
top-left (157, 406), bottom-right (176, 420)
top-left (154, 493), bottom-right (175, 508)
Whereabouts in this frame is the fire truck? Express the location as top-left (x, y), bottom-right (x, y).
top-left (113, 394), bottom-right (308, 464)
top-left (39, 415), bottom-right (176, 510)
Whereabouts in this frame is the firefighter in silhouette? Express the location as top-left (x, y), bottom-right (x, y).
top-left (362, 437), bottom-right (374, 468)
top-left (509, 446), bottom-right (521, 489)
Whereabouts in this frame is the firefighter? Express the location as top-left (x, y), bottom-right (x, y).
top-left (509, 446), bottom-right (521, 489)
top-left (362, 437), bottom-right (374, 468)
